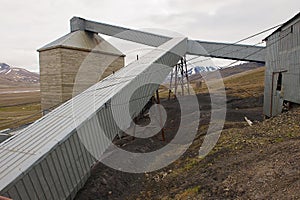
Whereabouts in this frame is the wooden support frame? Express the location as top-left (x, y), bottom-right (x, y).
top-left (169, 57), bottom-right (191, 99)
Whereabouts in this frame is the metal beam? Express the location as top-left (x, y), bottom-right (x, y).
top-left (187, 40), bottom-right (266, 63)
top-left (70, 17), bottom-right (170, 47)
top-left (71, 17), bottom-right (266, 63)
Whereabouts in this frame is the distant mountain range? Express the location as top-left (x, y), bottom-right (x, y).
top-left (188, 62), bottom-right (265, 82)
top-left (0, 63), bottom-right (39, 88)
top-left (165, 66), bottom-right (221, 81)
top-left (187, 66), bottom-right (221, 75)
top-left (0, 62), bottom-right (264, 88)
top-left (164, 62), bottom-right (264, 83)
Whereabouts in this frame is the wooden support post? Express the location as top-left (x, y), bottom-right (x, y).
top-left (174, 64), bottom-right (178, 98)
top-left (180, 59), bottom-right (184, 96)
top-left (168, 69), bottom-right (174, 100)
top-left (156, 90), bottom-right (165, 141)
top-left (184, 57), bottom-right (190, 95)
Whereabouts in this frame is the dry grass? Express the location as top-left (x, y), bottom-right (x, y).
top-left (190, 67), bottom-right (265, 98)
top-left (0, 91), bottom-right (40, 107)
top-left (0, 91), bottom-right (41, 130)
top-left (223, 67), bottom-right (265, 98)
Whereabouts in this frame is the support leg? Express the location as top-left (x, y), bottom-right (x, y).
top-left (156, 90), bottom-right (165, 141)
top-left (184, 57), bottom-right (190, 95)
top-left (174, 64), bottom-right (178, 99)
top-left (180, 60), bottom-right (185, 96)
top-left (168, 69), bottom-right (174, 100)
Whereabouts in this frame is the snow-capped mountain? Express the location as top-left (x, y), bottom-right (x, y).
top-left (164, 62), bottom-right (264, 83)
top-left (165, 66), bottom-right (220, 81)
top-left (186, 66), bottom-right (221, 75)
top-left (0, 63), bottom-right (39, 86)
top-left (0, 63), bottom-right (10, 71)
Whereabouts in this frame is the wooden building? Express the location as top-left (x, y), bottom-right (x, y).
top-left (38, 30), bottom-right (125, 113)
top-left (264, 12), bottom-right (300, 117)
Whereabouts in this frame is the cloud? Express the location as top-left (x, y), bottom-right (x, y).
top-left (139, 0), bottom-right (299, 42)
top-left (0, 0), bottom-right (299, 71)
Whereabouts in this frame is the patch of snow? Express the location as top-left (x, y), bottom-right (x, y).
top-left (0, 63), bottom-right (10, 70)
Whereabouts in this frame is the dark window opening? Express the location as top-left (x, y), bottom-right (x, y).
top-left (276, 73), bottom-right (282, 91)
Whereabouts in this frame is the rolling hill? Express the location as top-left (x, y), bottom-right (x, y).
top-left (0, 63), bottom-right (39, 88)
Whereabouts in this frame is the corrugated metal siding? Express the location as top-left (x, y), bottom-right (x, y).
top-left (0, 37), bottom-right (187, 199)
top-left (2, 130), bottom-right (95, 200)
top-left (264, 16), bottom-right (300, 117)
top-left (282, 20), bottom-right (300, 103)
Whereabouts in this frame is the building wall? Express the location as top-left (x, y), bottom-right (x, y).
top-left (39, 48), bottom-right (63, 112)
top-left (280, 20), bottom-right (300, 104)
top-left (39, 47), bottom-right (124, 112)
top-left (264, 18), bottom-right (300, 117)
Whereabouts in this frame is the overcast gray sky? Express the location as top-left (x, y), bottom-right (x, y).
top-left (0, 0), bottom-right (299, 72)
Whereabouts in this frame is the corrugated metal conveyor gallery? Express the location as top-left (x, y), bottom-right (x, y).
top-left (0, 37), bottom-right (187, 200)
